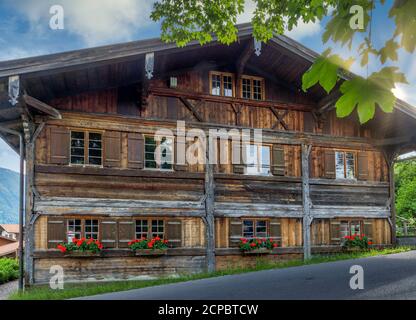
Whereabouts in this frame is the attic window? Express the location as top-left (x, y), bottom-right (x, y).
top-left (210, 71), bottom-right (234, 97)
top-left (240, 76), bottom-right (264, 100)
top-left (335, 151), bottom-right (355, 179)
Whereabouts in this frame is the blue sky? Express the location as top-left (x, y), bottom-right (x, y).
top-left (0, 0), bottom-right (415, 172)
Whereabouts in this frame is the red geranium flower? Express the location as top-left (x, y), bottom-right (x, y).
top-left (57, 244), bottom-right (67, 253)
top-left (273, 243), bottom-right (278, 248)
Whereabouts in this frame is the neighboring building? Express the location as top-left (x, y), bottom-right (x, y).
top-left (0, 224), bottom-right (19, 241)
top-left (0, 241), bottom-right (18, 258)
top-left (0, 24), bottom-right (415, 285)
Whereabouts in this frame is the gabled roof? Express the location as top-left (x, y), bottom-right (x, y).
top-left (0, 23), bottom-right (415, 154)
top-left (0, 241), bottom-right (19, 257)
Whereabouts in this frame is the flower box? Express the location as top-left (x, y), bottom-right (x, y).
top-left (63, 251), bottom-right (102, 258)
top-left (134, 249), bottom-right (168, 256)
top-left (242, 248), bottom-right (273, 255)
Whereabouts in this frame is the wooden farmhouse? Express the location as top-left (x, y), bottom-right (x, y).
top-left (0, 24), bottom-right (415, 285)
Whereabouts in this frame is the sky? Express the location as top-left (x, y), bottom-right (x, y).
top-left (0, 0), bottom-right (415, 172)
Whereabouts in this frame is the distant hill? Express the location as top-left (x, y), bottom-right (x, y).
top-left (0, 167), bottom-right (19, 224)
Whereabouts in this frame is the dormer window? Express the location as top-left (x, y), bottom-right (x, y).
top-left (210, 71), bottom-right (234, 97)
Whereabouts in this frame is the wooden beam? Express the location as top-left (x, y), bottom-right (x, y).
top-left (22, 94), bottom-right (61, 119)
top-left (270, 107), bottom-right (289, 130)
top-left (373, 135), bottom-right (416, 147)
top-left (316, 91), bottom-right (341, 114)
top-left (204, 141), bottom-right (216, 273)
top-left (236, 40), bottom-right (254, 76)
top-left (0, 106), bottom-right (23, 118)
top-left (302, 144), bottom-right (312, 260)
top-left (179, 97), bottom-right (204, 122)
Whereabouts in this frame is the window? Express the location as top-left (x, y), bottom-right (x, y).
top-left (210, 72), bottom-right (234, 97)
top-left (240, 76), bottom-right (264, 100)
top-left (340, 220), bottom-right (362, 238)
top-left (66, 219), bottom-right (98, 240)
top-left (151, 220), bottom-right (165, 238)
top-left (135, 219), bottom-right (164, 239)
top-left (245, 144), bottom-right (271, 175)
top-left (144, 136), bottom-right (174, 170)
top-left (135, 220), bottom-right (149, 239)
top-left (85, 219), bottom-right (99, 239)
top-left (335, 151), bottom-right (355, 179)
top-left (70, 131), bottom-right (102, 166)
top-left (243, 220), bottom-right (268, 238)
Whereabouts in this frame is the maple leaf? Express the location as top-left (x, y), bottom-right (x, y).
top-left (379, 39), bottom-right (399, 64)
top-left (335, 67), bottom-right (408, 124)
top-left (389, 0), bottom-right (416, 53)
top-left (302, 49), bottom-right (354, 94)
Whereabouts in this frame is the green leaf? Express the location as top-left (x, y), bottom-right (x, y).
top-left (302, 50), bottom-right (354, 94)
top-left (389, 0), bottom-right (416, 53)
top-left (379, 39), bottom-right (399, 64)
top-left (335, 67), bottom-right (408, 124)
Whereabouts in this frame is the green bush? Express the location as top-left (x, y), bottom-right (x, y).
top-left (0, 258), bottom-right (19, 284)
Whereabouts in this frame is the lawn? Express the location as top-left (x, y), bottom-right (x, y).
top-left (9, 246), bottom-right (412, 300)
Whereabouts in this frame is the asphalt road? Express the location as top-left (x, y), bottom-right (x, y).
top-left (81, 251), bottom-right (416, 300)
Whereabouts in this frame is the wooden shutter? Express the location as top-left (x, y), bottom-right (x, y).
top-left (100, 220), bottom-right (117, 248)
top-left (229, 218), bottom-right (243, 247)
top-left (324, 150), bottom-right (335, 179)
top-left (118, 220), bottom-right (135, 248)
top-left (363, 220), bottom-right (373, 241)
top-left (104, 131), bottom-right (121, 167)
top-left (330, 220), bottom-right (341, 244)
top-left (47, 217), bottom-right (66, 249)
top-left (166, 220), bottom-right (182, 248)
top-left (303, 112), bottom-right (315, 133)
top-left (357, 151), bottom-right (369, 181)
top-left (127, 133), bottom-right (144, 169)
top-left (269, 219), bottom-right (282, 245)
top-left (49, 127), bottom-right (70, 164)
top-left (271, 145), bottom-right (285, 176)
top-left (232, 141), bottom-right (244, 174)
top-left (174, 137), bottom-right (187, 171)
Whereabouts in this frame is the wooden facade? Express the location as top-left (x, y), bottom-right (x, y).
top-left (0, 25), bottom-right (415, 285)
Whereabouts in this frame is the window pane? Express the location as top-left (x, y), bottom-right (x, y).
top-left (67, 219), bottom-right (82, 241)
top-left (135, 220), bottom-right (148, 239)
top-left (242, 78), bottom-right (251, 99)
top-left (223, 75), bottom-right (233, 97)
top-left (335, 152), bottom-right (345, 179)
top-left (85, 219), bottom-right (98, 239)
top-left (243, 220), bottom-right (254, 238)
top-left (259, 146), bottom-right (271, 175)
top-left (211, 74), bottom-right (221, 95)
top-left (159, 137), bottom-right (173, 169)
top-left (253, 79), bottom-right (262, 100)
top-left (350, 221), bottom-right (361, 236)
top-left (340, 221), bottom-right (349, 239)
top-left (151, 220), bottom-right (164, 238)
top-left (245, 145), bottom-right (258, 175)
top-left (145, 136), bottom-right (157, 169)
top-left (345, 152), bottom-right (355, 179)
top-left (88, 133), bottom-right (102, 166)
top-left (71, 131), bottom-right (85, 165)
top-left (255, 220), bottom-right (267, 238)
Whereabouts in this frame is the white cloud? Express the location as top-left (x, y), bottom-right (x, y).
top-left (12, 0), bottom-right (153, 46)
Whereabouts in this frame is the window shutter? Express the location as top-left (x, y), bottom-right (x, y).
top-left (363, 220), bottom-right (373, 241)
top-left (104, 131), bottom-right (121, 168)
top-left (330, 220), bottom-right (341, 244)
top-left (127, 133), bottom-right (144, 169)
top-left (174, 138), bottom-right (187, 171)
top-left (166, 220), bottom-right (182, 248)
top-left (232, 141), bottom-right (245, 174)
top-left (271, 145), bottom-right (285, 176)
top-left (229, 218), bottom-right (243, 247)
top-left (47, 217), bottom-right (66, 248)
top-left (324, 150), bottom-right (336, 179)
top-left (49, 127), bottom-right (70, 164)
top-left (269, 219), bottom-right (282, 245)
top-left (357, 151), bottom-right (369, 181)
top-left (100, 220), bottom-right (117, 248)
top-left (118, 220), bottom-right (135, 248)
top-left (303, 112), bottom-right (315, 133)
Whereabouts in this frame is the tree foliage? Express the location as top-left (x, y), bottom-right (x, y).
top-left (395, 160), bottom-right (416, 222)
top-left (151, 0), bottom-right (415, 123)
